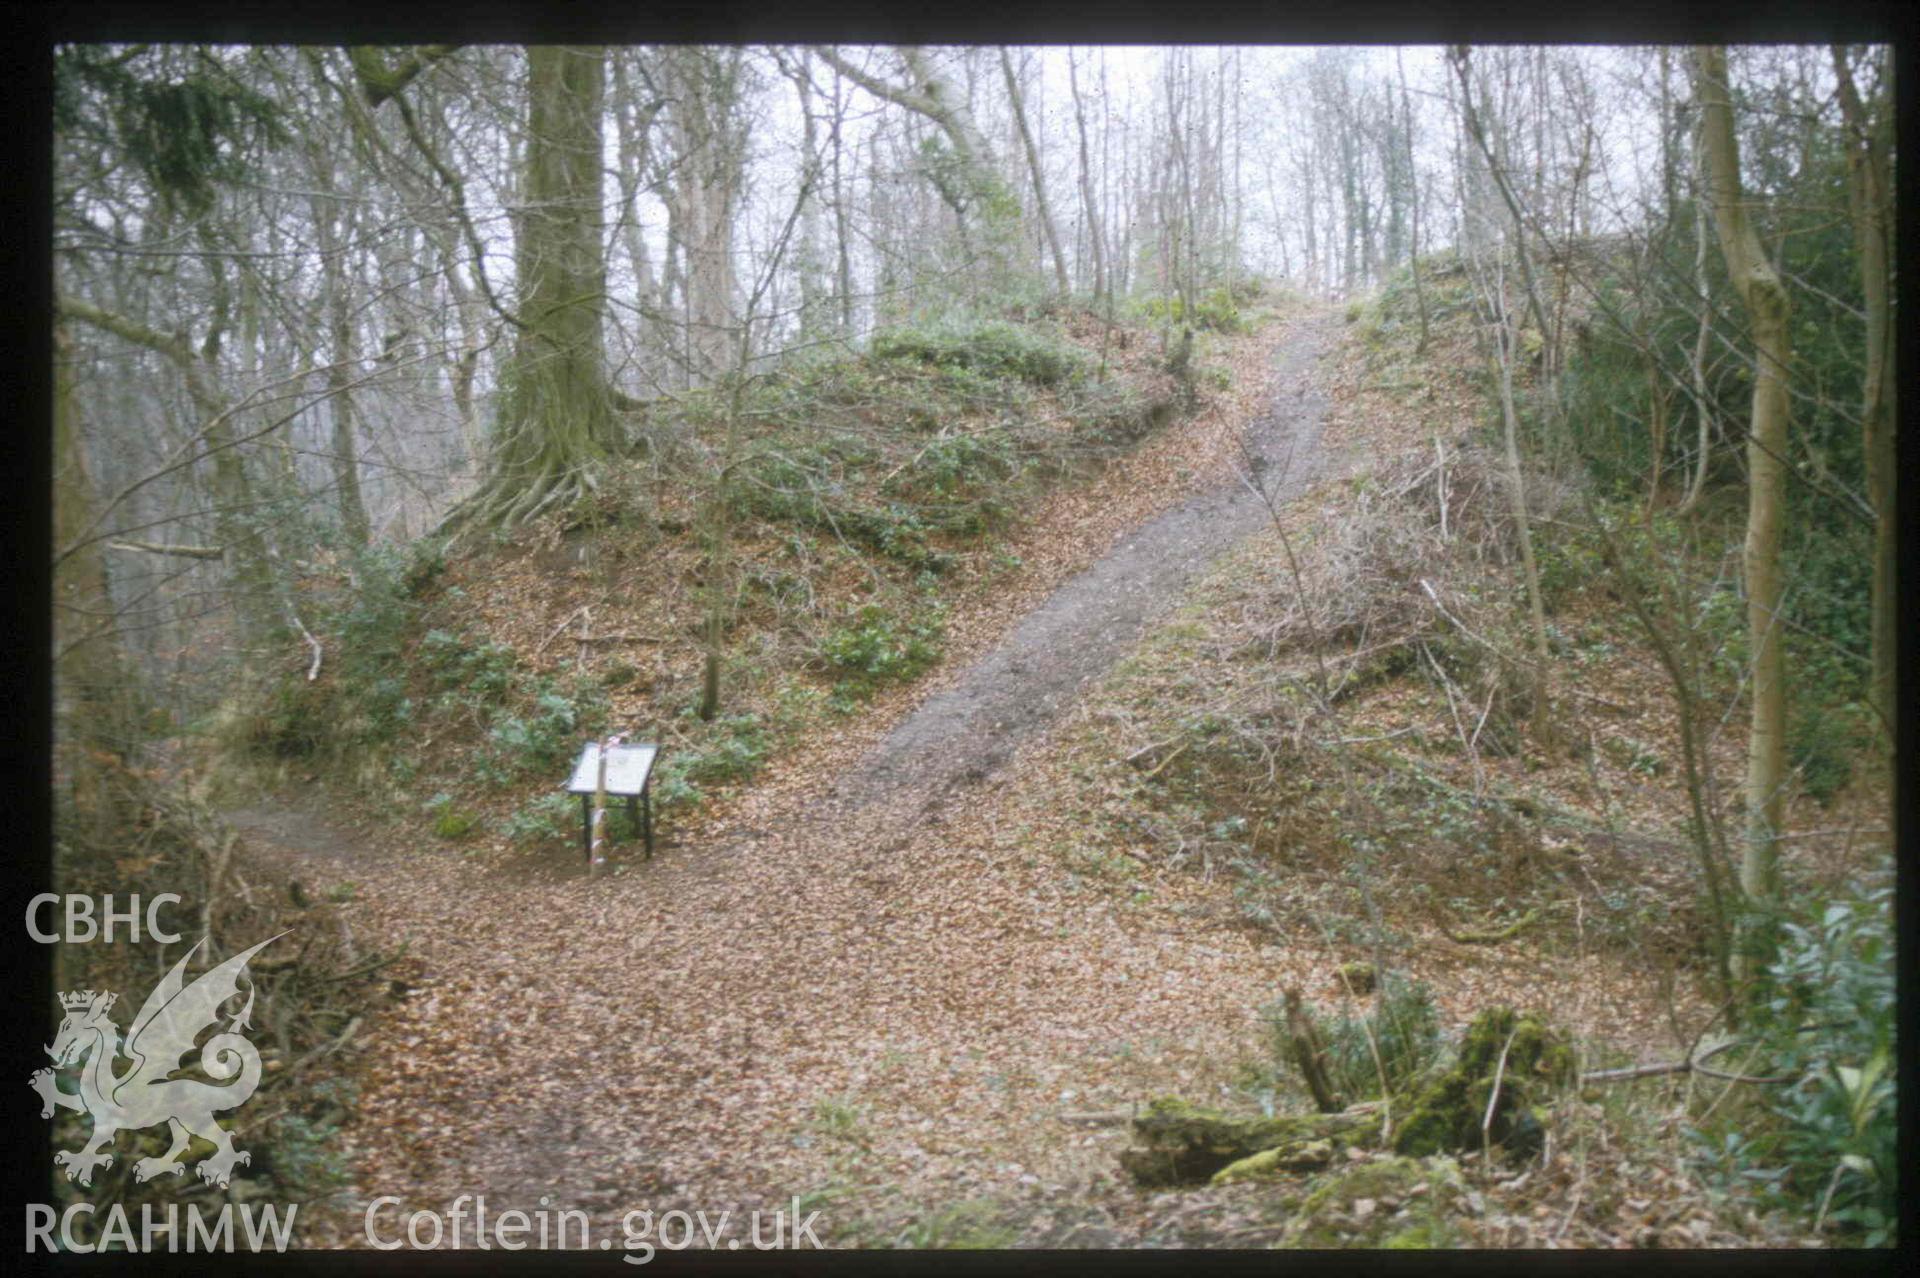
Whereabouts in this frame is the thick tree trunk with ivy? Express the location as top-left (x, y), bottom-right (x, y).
top-left (1693, 45), bottom-right (1791, 924)
top-left (451, 45), bottom-right (619, 532)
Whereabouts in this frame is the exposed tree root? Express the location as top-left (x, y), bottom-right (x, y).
top-left (437, 457), bottom-right (603, 541)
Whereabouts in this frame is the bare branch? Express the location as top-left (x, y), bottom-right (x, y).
top-left (107, 540), bottom-right (225, 560)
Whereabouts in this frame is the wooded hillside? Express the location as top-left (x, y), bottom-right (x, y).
top-left (46, 41), bottom-right (1893, 1252)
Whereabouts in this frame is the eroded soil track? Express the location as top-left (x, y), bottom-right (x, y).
top-left (843, 316), bottom-right (1331, 805)
top-left (228, 312), bottom-right (1340, 1245)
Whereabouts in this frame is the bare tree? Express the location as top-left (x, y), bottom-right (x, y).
top-left (56, 294), bottom-right (282, 646)
top-left (658, 47), bottom-right (752, 388)
top-left (1449, 47), bottom-right (1558, 746)
top-left (1000, 47), bottom-right (1070, 299)
top-left (302, 136), bottom-right (373, 550)
top-left (1395, 48), bottom-right (1430, 350)
top-left (814, 46), bottom-right (1010, 236)
top-left (1692, 44), bottom-right (1791, 923)
top-left (52, 321), bottom-right (142, 840)
top-left (1830, 44), bottom-right (1895, 743)
top-left (773, 49), bottom-right (835, 342)
top-left (356, 45), bottom-right (625, 533)
top-left (694, 160), bottom-right (819, 721)
top-left (1066, 48), bottom-right (1108, 306)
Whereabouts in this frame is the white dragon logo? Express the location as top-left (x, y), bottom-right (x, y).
top-left (31, 934), bottom-right (283, 1188)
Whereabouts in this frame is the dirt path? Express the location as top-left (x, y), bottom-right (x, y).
top-left (843, 316), bottom-right (1332, 804)
top-left (227, 312), bottom-right (1341, 1246)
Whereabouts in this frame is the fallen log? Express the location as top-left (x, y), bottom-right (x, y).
top-left (1119, 1097), bottom-right (1382, 1186)
top-left (1445, 907), bottom-right (1540, 945)
top-left (1211, 1137), bottom-right (1338, 1184)
top-left (1055, 1110), bottom-right (1133, 1128)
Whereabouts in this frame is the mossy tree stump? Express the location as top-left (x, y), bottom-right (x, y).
top-left (1392, 1006), bottom-right (1573, 1158)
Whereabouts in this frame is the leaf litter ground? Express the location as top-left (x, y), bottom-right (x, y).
top-left (224, 303), bottom-right (1880, 1249)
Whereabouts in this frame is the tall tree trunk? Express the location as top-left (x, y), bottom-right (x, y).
top-left (866, 128), bottom-right (899, 328)
top-left (52, 322), bottom-right (137, 841)
top-left (661, 189), bottom-right (689, 388)
top-left (1831, 44), bottom-right (1896, 744)
top-left (56, 295), bottom-right (279, 647)
top-left (1230, 48), bottom-right (1244, 295)
top-left (450, 45), bottom-right (617, 531)
top-left (1693, 44), bottom-right (1792, 921)
top-left (1490, 271), bottom-right (1557, 745)
top-left (1000, 47), bottom-right (1070, 300)
top-left (611, 50), bottom-right (667, 386)
top-left (664, 47), bottom-right (747, 386)
top-left (1675, 152), bottom-right (1715, 517)
top-left (1164, 51), bottom-right (1199, 319)
top-left (777, 50), bottom-right (831, 340)
top-left (202, 277), bottom-right (281, 649)
top-left (1103, 52), bottom-right (1129, 298)
top-left (1298, 136), bottom-right (1318, 294)
top-left (693, 162), bottom-right (816, 722)
top-left (829, 63), bottom-right (856, 336)
top-left (1067, 49), bottom-right (1108, 306)
top-left (307, 184), bottom-right (371, 549)
top-left (1658, 49), bottom-right (1679, 229)
top-left (1396, 49), bottom-right (1431, 351)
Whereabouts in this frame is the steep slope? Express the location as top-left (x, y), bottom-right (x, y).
top-left (226, 308), bottom-right (1345, 1245)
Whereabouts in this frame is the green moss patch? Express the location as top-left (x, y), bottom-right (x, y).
top-left (1392, 1007), bottom-right (1573, 1159)
top-left (1120, 1096), bottom-right (1381, 1186)
top-left (1282, 1154), bottom-right (1466, 1249)
top-left (1211, 1138), bottom-right (1336, 1185)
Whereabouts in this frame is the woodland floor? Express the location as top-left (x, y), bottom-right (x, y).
top-left (220, 304), bottom-right (1852, 1248)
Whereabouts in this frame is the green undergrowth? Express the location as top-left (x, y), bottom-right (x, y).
top-left (207, 538), bottom-right (608, 782)
top-left (1268, 971), bottom-right (1445, 1106)
top-left (1090, 254), bottom-right (1889, 1247)
top-left (207, 303), bottom-right (1256, 849)
top-left (1076, 251), bottom-right (1881, 973)
top-left (820, 602), bottom-right (945, 707)
top-left (715, 315), bottom-right (1172, 571)
top-left (1134, 278), bottom-right (1265, 334)
top-left (1689, 877), bottom-right (1897, 1244)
